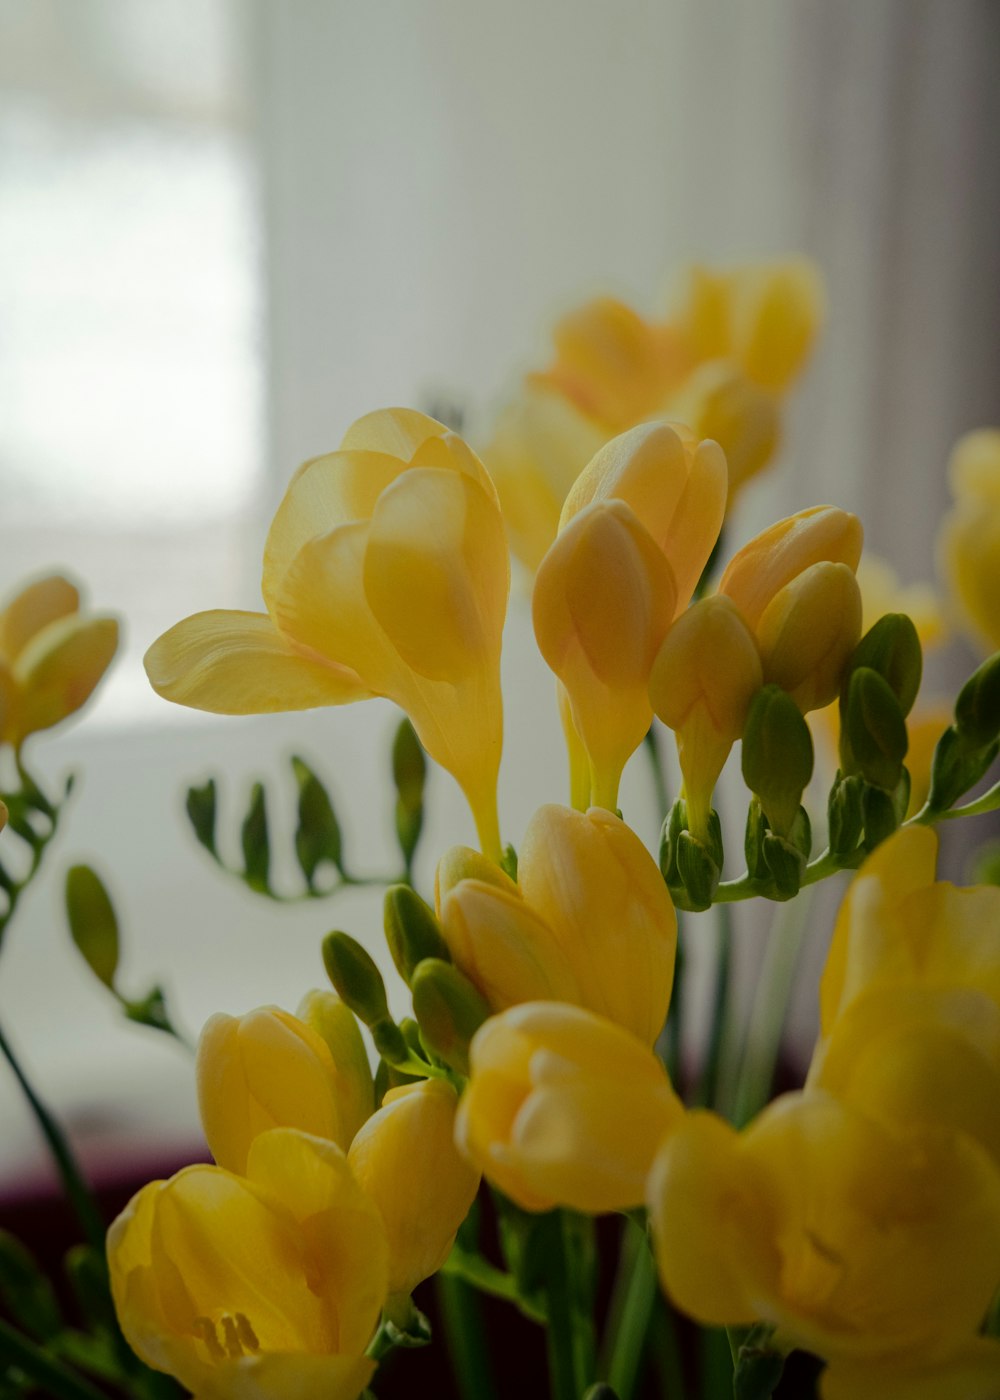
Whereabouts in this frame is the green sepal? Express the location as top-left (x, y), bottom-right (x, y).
top-left (65, 866), bottom-right (119, 992)
top-left (240, 782), bottom-right (270, 893)
top-left (392, 719), bottom-right (426, 870)
top-left (762, 832), bottom-right (806, 900)
top-left (827, 772), bottom-right (865, 856)
top-left (742, 686), bottom-right (814, 837)
top-left (291, 756), bottom-right (343, 889)
top-left (322, 931), bottom-right (390, 1027)
top-left (744, 797), bottom-right (769, 881)
top-left (411, 957), bottom-right (489, 1075)
top-left (0, 1231), bottom-right (62, 1340)
top-left (184, 779), bottom-right (218, 858)
top-left (954, 650), bottom-right (1000, 749)
top-left (847, 613), bottom-right (923, 716)
top-left (500, 844), bottom-right (519, 882)
top-left (675, 829), bottom-right (721, 911)
top-left (383, 886), bottom-right (450, 984)
top-left (861, 783), bottom-right (900, 850)
top-left (840, 667), bottom-right (908, 792)
top-left (659, 798), bottom-right (688, 887)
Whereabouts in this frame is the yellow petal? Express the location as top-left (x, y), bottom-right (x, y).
top-left (938, 499), bottom-right (1000, 654)
top-left (756, 561), bottom-right (862, 712)
top-left (435, 846), bottom-right (518, 910)
top-left (948, 427), bottom-right (1000, 504)
top-left (666, 362), bottom-right (780, 498)
top-left (200, 1352), bottom-right (376, 1400)
top-left (0, 574), bottom-right (79, 662)
top-left (296, 991), bottom-right (374, 1145)
top-left (719, 506), bottom-right (863, 630)
top-left (339, 406), bottom-right (449, 460)
top-left (144, 610), bottom-right (367, 715)
top-left (729, 257), bottom-right (825, 392)
top-left (821, 1341), bottom-right (1000, 1400)
top-left (13, 613), bottom-right (118, 742)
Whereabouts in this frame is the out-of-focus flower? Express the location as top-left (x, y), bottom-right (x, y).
top-left (107, 1127), bottom-right (388, 1400)
top-left (718, 506), bottom-right (863, 712)
top-left (822, 1341), bottom-right (1000, 1400)
top-left (197, 998), bottom-right (374, 1174)
top-left (649, 595), bottom-right (762, 842)
top-left (534, 421), bottom-right (726, 807)
top-left (482, 258), bottom-right (824, 573)
top-left (145, 409), bottom-right (509, 859)
top-left (347, 1079), bottom-right (479, 1298)
top-left (437, 804), bottom-right (676, 1047)
top-left (938, 427), bottom-right (1000, 655)
top-left (457, 1002), bottom-right (682, 1213)
top-left (648, 1092), bottom-right (1000, 1367)
top-left (0, 574), bottom-right (118, 748)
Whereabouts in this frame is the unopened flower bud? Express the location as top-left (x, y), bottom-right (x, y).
top-left (322, 931), bottom-right (390, 1027)
top-left (741, 685), bottom-right (814, 837)
top-left (383, 885), bottom-right (450, 984)
top-left (410, 959), bottom-right (490, 1075)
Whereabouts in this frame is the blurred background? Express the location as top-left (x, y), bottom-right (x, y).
top-left (1, 0), bottom-right (999, 1216)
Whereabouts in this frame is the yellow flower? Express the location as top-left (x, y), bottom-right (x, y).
top-left (664, 361), bottom-right (780, 498)
top-left (0, 574), bottom-right (118, 748)
top-left (456, 1002), bottom-right (682, 1213)
top-left (347, 1079), bottom-right (480, 1298)
top-left (648, 1092), bottom-right (1000, 1366)
top-left (196, 998), bottom-right (373, 1174)
top-left (819, 826), bottom-right (1000, 1034)
top-left (145, 409), bottom-right (509, 859)
top-left (535, 422), bottom-right (726, 808)
top-left (436, 804), bottom-right (677, 1047)
top-left (822, 1340), bottom-right (1000, 1400)
top-left (649, 595), bottom-right (762, 842)
top-left (938, 427), bottom-right (1000, 654)
top-left (719, 505), bottom-right (863, 712)
top-left (107, 1127), bottom-right (388, 1400)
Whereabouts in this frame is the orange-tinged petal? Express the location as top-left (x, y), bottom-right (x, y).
top-left (0, 574), bottom-right (79, 662)
top-left (144, 610), bottom-right (367, 715)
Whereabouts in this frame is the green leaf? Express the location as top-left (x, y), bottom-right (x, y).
top-left (184, 779), bottom-right (218, 857)
top-left (240, 782), bottom-right (270, 893)
top-left (0, 1232), bottom-right (62, 1340)
top-left (291, 756), bottom-right (343, 889)
top-left (64, 867), bottom-right (119, 992)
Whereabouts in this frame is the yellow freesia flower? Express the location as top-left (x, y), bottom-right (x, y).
top-left (822, 1340), bottom-right (1000, 1400)
top-left (196, 997), bottom-right (373, 1174)
top-left (719, 505), bottom-right (863, 712)
top-left (145, 409), bottom-right (509, 859)
top-left (107, 1127), bottom-right (388, 1400)
top-left (819, 825), bottom-right (1000, 1034)
top-left (648, 1092), bottom-right (1000, 1366)
top-left (347, 1079), bottom-right (480, 1298)
top-left (649, 595), bottom-right (762, 842)
top-left (938, 427), bottom-right (1000, 654)
top-left (436, 804), bottom-right (677, 1047)
top-left (534, 421), bottom-right (726, 807)
top-left (0, 574), bottom-right (118, 748)
top-left (457, 1002), bottom-right (682, 1213)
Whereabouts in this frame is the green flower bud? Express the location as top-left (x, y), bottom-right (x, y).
top-left (411, 957), bottom-right (490, 1075)
top-left (840, 667), bottom-right (908, 792)
top-left (827, 772), bottom-right (865, 856)
top-left (675, 831), bottom-right (721, 911)
top-left (954, 651), bottom-right (1000, 748)
top-left (741, 685), bottom-right (814, 837)
top-left (322, 930), bottom-right (390, 1028)
top-left (383, 885), bottom-right (451, 983)
top-left (392, 718), bottom-right (426, 867)
top-left (65, 865), bottom-right (119, 992)
top-left (847, 613), bottom-right (923, 716)
top-left (762, 832), bottom-right (806, 899)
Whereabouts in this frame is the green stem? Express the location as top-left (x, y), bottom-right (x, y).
top-left (435, 1270), bottom-right (499, 1400)
top-left (643, 725), bottom-right (671, 825)
top-left (0, 1022), bottom-right (106, 1254)
top-left (731, 887), bottom-right (815, 1127)
top-left (440, 1245), bottom-right (546, 1324)
top-left (603, 1217), bottom-right (657, 1400)
top-left (0, 1318), bottom-right (107, 1400)
top-left (543, 1212), bottom-right (590, 1400)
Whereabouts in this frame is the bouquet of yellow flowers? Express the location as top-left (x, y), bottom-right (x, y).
top-left (1, 259), bottom-right (998, 1400)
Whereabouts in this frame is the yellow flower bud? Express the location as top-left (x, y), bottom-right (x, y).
top-left (296, 990), bottom-right (374, 1146)
top-left (457, 1002), bottom-right (682, 1213)
top-left (819, 826), bottom-right (1000, 1035)
top-left (938, 427), bottom-right (1000, 654)
top-left (146, 409), bottom-right (509, 859)
top-left (438, 805), bottom-right (676, 1047)
top-left (0, 574), bottom-right (118, 748)
top-left (719, 505), bottom-right (863, 630)
top-left (533, 499), bottom-right (677, 809)
top-left (196, 1004), bottom-right (363, 1173)
top-left (649, 596), bottom-right (762, 842)
top-left (107, 1127), bottom-right (388, 1400)
top-left (348, 1079), bottom-right (479, 1298)
top-left (648, 1092), bottom-right (1000, 1365)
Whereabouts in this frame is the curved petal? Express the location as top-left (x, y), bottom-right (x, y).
top-left (144, 611), bottom-right (367, 715)
top-left (0, 574), bottom-right (79, 661)
top-left (719, 506), bottom-right (863, 629)
top-left (339, 406), bottom-right (448, 459)
top-left (13, 613), bottom-right (118, 741)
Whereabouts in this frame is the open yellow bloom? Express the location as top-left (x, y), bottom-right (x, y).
top-left (719, 505), bottom-right (863, 712)
top-left (0, 574), bottom-right (118, 748)
top-left (534, 421), bottom-right (726, 807)
top-left (457, 1002), bottom-right (682, 1213)
top-left (348, 1079), bottom-right (479, 1298)
top-left (938, 427), bottom-right (1000, 654)
top-left (649, 595), bottom-right (762, 842)
top-left (196, 997), bottom-right (373, 1174)
top-left (648, 1092), bottom-right (1000, 1367)
top-left (437, 804), bottom-right (677, 1047)
top-left (108, 1127), bottom-right (388, 1400)
top-left (145, 409), bottom-right (509, 859)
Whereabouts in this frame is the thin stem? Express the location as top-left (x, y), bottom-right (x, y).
top-left (435, 1270), bottom-right (500, 1400)
top-left (0, 1318), bottom-right (107, 1400)
top-left (0, 1021), bottom-right (106, 1254)
top-left (603, 1217), bottom-right (657, 1400)
top-left (440, 1246), bottom-right (546, 1324)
